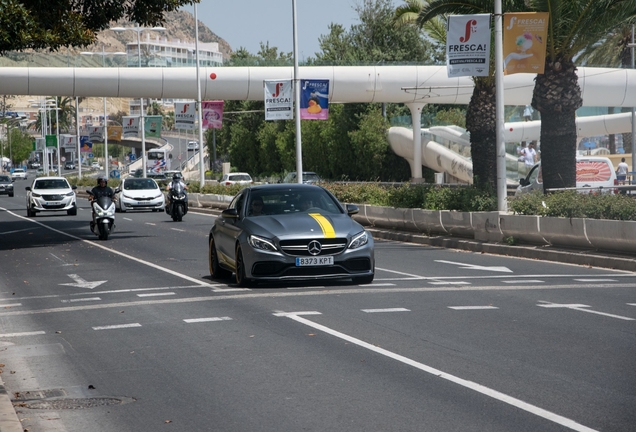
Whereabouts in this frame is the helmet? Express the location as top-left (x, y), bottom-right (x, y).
top-left (173, 173), bottom-right (182, 181)
top-left (97, 176), bottom-right (108, 184)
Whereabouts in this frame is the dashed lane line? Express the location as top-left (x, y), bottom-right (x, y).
top-left (183, 317), bottom-right (232, 323)
top-left (361, 308), bottom-right (410, 313)
top-left (92, 323), bottom-right (142, 330)
top-left (448, 306), bottom-right (499, 310)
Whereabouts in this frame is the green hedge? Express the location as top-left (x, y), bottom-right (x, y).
top-left (68, 176), bottom-right (636, 220)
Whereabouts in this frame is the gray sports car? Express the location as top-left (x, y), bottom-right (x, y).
top-left (209, 184), bottom-right (374, 287)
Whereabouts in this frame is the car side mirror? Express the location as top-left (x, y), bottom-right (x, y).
top-left (72, 185), bottom-right (77, 190)
top-left (114, 187), bottom-right (121, 193)
top-left (346, 204), bottom-right (359, 216)
top-left (25, 186), bottom-right (31, 191)
top-left (221, 208), bottom-right (239, 219)
top-left (519, 178), bottom-right (529, 187)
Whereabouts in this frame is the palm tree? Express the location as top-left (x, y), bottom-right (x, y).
top-left (528, 0), bottom-right (636, 191)
top-left (397, 0), bottom-right (528, 191)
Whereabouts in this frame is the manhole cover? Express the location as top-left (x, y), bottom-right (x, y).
top-left (16, 397), bottom-right (123, 410)
top-left (13, 389), bottom-right (66, 401)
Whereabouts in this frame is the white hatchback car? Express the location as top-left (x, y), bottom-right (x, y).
top-left (115, 177), bottom-right (165, 212)
top-left (220, 172), bottom-right (253, 186)
top-left (11, 168), bottom-right (27, 181)
top-left (26, 177), bottom-right (77, 216)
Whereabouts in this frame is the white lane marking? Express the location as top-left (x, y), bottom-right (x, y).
top-left (183, 317), bottom-right (232, 323)
top-left (369, 283), bottom-right (396, 287)
top-left (273, 311), bottom-right (322, 317)
top-left (0, 331), bottom-right (46, 337)
top-left (276, 312), bottom-right (599, 432)
top-left (0, 303), bottom-right (22, 308)
top-left (59, 274), bottom-right (107, 289)
top-left (361, 308), bottom-right (410, 313)
top-left (145, 222), bottom-right (156, 226)
top-left (537, 301), bottom-right (635, 321)
top-left (123, 217), bottom-right (132, 221)
top-left (435, 260), bottom-right (512, 273)
top-left (92, 323), bottom-right (142, 330)
top-left (0, 208), bottom-right (221, 288)
top-left (0, 283), bottom-right (633, 318)
top-left (376, 267), bottom-right (424, 279)
top-left (288, 286), bottom-right (326, 290)
top-left (376, 273), bottom-right (636, 282)
top-left (573, 279), bottom-right (617, 282)
top-left (428, 281), bottom-right (471, 286)
top-left (136, 292), bottom-right (176, 297)
top-left (0, 227), bottom-right (37, 235)
top-left (502, 280), bottom-right (544, 284)
top-left (171, 228), bottom-right (186, 232)
top-left (628, 303), bottom-right (636, 306)
top-left (448, 306), bottom-right (499, 310)
top-left (61, 297), bottom-right (102, 303)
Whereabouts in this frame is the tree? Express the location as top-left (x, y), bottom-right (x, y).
top-left (528, 0), bottom-right (636, 191)
top-left (402, 0), bottom-right (529, 191)
top-left (0, 126), bottom-right (33, 166)
top-left (0, 0), bottom-right (197, 54)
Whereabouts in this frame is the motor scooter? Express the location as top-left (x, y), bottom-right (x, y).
top-left (166, 182), bottom-right (188, 222)
top-left (87, 190), bottom-right (116, 240)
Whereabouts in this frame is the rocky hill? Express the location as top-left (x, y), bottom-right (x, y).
top-left (82, 10), bottom-right (233, 60)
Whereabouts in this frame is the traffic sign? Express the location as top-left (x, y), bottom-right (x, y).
top-left (110, 170), bottom-right (120, 179)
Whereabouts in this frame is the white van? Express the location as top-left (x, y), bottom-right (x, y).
top-left (516, 156), bottom-right (617, 195)
top-left (187, 141), bottom-right (199, 151)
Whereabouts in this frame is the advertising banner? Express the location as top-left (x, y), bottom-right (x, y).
top-left (264, 79), bottom-right (293, 120)
top-left (175, 102), bottom-right (196, 130)
top-left (80, 137), bottom-right (92, 153)
top-left (60, 134), bottom-right (76, 149)
top-left (202, 100), bottom-right (224, 129)
top-left (503, 12), bottom-right (549, 75)
top-left (35, 137), bottom-right (45, 151)
top-left (300, 79), bottom-right (330, 120)
top-left (122, 116), bottom-right (140, 138)
top-left (107, 126), bottom-right (122, 141)
top-left (88, 126), bottom-right (104, 142)
top-left (144, 116), bottom-right (163, 138)
top-left (446, 14), bottom-right (491, 77)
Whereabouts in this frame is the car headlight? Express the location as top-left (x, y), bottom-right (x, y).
top-left (64, 191), bottom-right (74, 197)
top-left (123, 194), bottom-right (134, 199)
top-left (32, 193), bottom-right (42, 198)
top-left (349, 231), bottom-right (369, 249)
top-left (248, 235), bottom-right (277, 252)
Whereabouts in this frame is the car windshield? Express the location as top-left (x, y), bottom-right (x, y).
top-left (124, 179), bottom-right (158, 190)
top-left (34, 179), bottom-right (70, 189)
top-left (0, 175), bottom-right (10, 182)
top-left (247, 188), bottom-right (342, 216)
top-left (304, 173), bottom-right (320, 182)
top-left (231, 175), bottom-right (251, 181)
top-left (14, 169), bottom-right (24, 173)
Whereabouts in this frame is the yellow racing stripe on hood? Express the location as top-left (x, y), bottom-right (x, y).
top-left (308, 213), bottom-right (336, 238)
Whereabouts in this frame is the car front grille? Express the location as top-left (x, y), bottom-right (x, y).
top-left (42, 204), bottom-right (66, 209)
top-left (342, 258), bottom-right (372, 271)
top-left (251, 260), bottom-right (370, 277)
top-left (42, 194), bottom-right (64, 200)
top-left (279, 238), bottom-right (347, 256)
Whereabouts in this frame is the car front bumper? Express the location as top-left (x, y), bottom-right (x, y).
top-left (241, 237), bottom-right (375, 282)
top-left (29, 196), bottom-right (76, 212)
top-left (120, 195), bottom-right (165, 211)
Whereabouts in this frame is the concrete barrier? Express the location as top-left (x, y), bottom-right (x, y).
top-left (196, 194), bottom-right (636, 255)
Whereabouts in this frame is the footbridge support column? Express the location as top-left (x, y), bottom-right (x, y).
top-left (406, 103), bottom-right (426, 182)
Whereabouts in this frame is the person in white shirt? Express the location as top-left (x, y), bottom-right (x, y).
top-left (523, 141), bottom-right (538, 171)
top-left (616, 157), bottom-right (629, 184)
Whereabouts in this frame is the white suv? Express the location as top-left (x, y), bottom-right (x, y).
top-left (26, 176), bottom-right (78, 217)
top-left (11, 168), bottom-right (27, 181)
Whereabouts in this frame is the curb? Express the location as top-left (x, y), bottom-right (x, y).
top-left (0, 376), bottom-right (21, 432)
top-left (366, 228), bottom-right (636, 271)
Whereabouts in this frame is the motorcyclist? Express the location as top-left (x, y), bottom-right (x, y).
top-left (89, 176), bottom-right (116, 228)
top-left (166, 173), bottom-right (188, 211)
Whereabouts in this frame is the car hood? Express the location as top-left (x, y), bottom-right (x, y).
top-left (122, 189), bottom-right (163, 198)
top-left (245, 212), bottom-right (364, 241)
top-left (32, 188), bottom-right (73, 195)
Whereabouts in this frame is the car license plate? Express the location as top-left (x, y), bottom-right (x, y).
top-left (296, 256), bottom-right (334, 266)
top-left (46, 202), bottom-right (60, 205)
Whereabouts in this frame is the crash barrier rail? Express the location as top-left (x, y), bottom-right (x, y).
top-left (188, 193), bottom-right (636, 257)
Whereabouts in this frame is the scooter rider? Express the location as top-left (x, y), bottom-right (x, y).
top-left (89, 176), bottom-right (116, 228)
top-left (166, 173), bottom-right (188, 210)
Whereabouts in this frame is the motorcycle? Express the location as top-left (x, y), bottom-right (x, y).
top-left (87, 190), bottom-right (116, 240)
top-left (166, 182), bottom-right (188, 222)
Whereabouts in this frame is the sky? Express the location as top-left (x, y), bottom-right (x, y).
top-left (183, 0), bottom-right (402, 60)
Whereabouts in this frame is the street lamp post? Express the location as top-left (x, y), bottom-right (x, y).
top-left (81, 48), bottom-right (126, 179)
top-left (112, 26), bottom-right (165, 179)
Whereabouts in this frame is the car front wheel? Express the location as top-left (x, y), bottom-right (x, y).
top-left (235, 246), bottom-right (253, 287)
